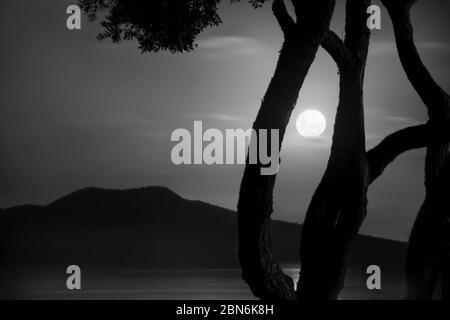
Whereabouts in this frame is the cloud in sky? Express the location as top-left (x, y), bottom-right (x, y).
top-left (188, 112), bottom-right (245, 122)
top-left (196, 36), bottom-right (268, 57)
top-left (370, 40), bottom-right (450, 56)
top-left (418, 42), bottom-right (450, 52)
top-left (383, 115), bottom-right (423, 125)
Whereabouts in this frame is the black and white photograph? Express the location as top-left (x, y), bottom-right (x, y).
top-left (0, 0), bottom-right (449, 307)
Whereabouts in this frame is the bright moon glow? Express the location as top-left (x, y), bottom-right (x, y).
top-left (296, 109), bottom-right (326, 137)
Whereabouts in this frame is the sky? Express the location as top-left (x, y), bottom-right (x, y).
top-left (1, 0), bottom-right (449, 241)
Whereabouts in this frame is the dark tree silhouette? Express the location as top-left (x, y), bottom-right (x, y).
top-left (296, 0), bottom-right (370, 299)
top-left (79, 0), bottom-right (450, 300)
top-left (380, 0), bottom-right (450, 299)
top-left (236, 0), bottom-right (336, 300)
top-left (79, 0), bottom-right (222, 53)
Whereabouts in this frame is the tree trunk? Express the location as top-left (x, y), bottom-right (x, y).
top-left (406, 147), bottom-right (450, 299)
top-left (298, 67), bottom-right (369, 299)
top-left (443, 204), bottom-right (450, 300)
top-left (380, 0), bottom-right (450, 299)
top-left (237, 0), bottom-right (336, 300)
top-left (297, 0), bottom-right (370, 299)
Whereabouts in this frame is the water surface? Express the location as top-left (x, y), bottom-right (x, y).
top-left (0, 267), bottom-right (405, 300)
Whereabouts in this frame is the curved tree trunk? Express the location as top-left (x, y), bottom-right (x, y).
top-left (406, 126), bottom-right (450, 300)
top-left (297, 0), bottom-right (370, 300)
top-left (298, 73), bottom-right (369, 299)
top-left (381, 0), bottom-right (450, 299)
top-left (237, 0), bottom-right (336, 300)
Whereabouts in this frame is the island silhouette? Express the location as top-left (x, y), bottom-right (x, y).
top-left (0, 186), bottom-right (408, 299)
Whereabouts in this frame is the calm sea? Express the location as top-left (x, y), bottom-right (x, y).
top-left (0, 266), bottom-right (405, 300)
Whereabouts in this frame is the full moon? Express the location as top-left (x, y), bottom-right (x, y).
top-left (296, 109), bottom-right (326, 137)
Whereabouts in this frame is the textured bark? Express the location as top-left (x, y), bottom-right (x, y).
top-left (297, 0), bottom-right (370, 300)
top-left (381, 0), bottom-right (450, 299)
top-left (237, 0), bottom-right (336, 300)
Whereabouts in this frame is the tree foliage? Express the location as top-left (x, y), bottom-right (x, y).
top-left (78, 0), bottom-right (270, 53)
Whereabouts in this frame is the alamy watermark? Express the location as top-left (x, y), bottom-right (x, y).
top-left (66, 265), bottom-right (81, 290)
top-left (170, 121), bottom-right (280, 175)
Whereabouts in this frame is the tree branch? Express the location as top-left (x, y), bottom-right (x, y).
top-left (344, 0), bottom-right (371, 62)
top-left (272, 0), bottom-right (295, 36)
top-left (367, 120), bottom-right (450, 184)
top-left (290, 0), bottom-right (302, 23)
top-left (321, 30), bottom-right (354, 69)
top-left (320, 1), bottom-right (371, 72)
top-left (380, 0), bottom-right (449, 119)
top-left (290, 0), bottom-right (336, 30)
top-left (381, 0), bottom-right (450, 300)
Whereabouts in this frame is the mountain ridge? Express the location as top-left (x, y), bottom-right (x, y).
top-left (0, 186), bottom-right (407, 273)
